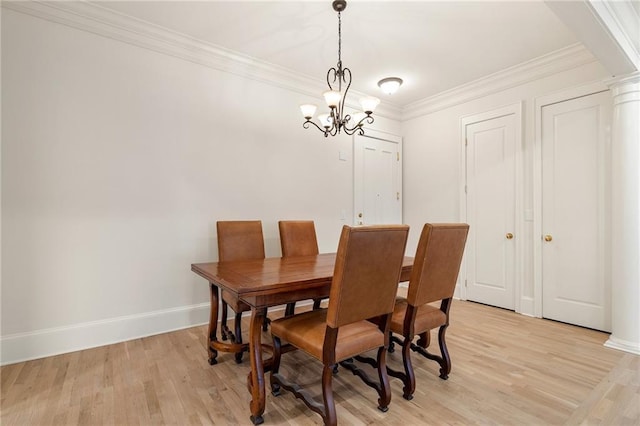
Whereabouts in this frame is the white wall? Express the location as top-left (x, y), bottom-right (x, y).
top-left (0, 5), bottom-right (614, 364)
top-left (401, 60), bottom-right (610, 310)
top-left (0, 8), bottom-right (401, 363)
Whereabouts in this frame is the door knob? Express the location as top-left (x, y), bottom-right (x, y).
top-left (358, 213), bottom-right (363, 218)
top-left (506, 233), bottom-right (514, 240)
top-left (544, 234), bottom-right (553, 242)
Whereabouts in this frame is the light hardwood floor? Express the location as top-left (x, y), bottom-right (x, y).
top-left (1, 300), bottom-right (638, 425)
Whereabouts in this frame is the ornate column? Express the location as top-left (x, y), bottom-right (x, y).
top-left (605, 71), bottom-right (640, 355)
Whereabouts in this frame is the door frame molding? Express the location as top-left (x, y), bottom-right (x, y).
top-left (458, 103), bottom-right (523, 309)
top-left (352, 129), bottom-right (403, 226)
top-left (533, 81), bottom-right (609, 318)
top-left (355, 128), bottom-right (402, 144)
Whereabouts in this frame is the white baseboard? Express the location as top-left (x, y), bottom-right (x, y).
top-left (604, 336), bottom-right (640, 355)
top-left (518, 296), bottom-right (536, 317)
top-left (0, 301), bottom-right (304, 366)
top-left (0, 303), bottom-right (215, 365)
top-left (0, 303), bottom-right (209, 366)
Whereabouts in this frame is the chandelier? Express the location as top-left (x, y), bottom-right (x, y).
top-left (300, 0), bottom-right (380, 137)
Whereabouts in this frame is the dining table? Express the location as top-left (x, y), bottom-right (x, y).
top-left (191, 252), bottom-right (414, 425)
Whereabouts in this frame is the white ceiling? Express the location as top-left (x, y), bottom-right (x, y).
top-left (93, 1), bottom-right (579, 107)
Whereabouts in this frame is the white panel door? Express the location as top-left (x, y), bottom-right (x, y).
top-left (465, 114), bottom-right (516, 310)
top-left (354, 135), bottom-right (402, 225)
top-left (541, 91), bottom-right (612, 331)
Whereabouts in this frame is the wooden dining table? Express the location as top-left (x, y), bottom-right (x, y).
top-left (191, 252), bottom-right (414, 425)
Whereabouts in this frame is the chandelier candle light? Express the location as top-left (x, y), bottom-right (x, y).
top-left (300, 0), bottom-right (380, 137)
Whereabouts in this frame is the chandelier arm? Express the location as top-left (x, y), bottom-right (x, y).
top-left (329, 108), bottom-right (340, 135)
top-left (329, 121), bottom-right (339, 137)
top-left (347, 126), bottom-right (365, 136)
top-left (363, 115), bottom-right (374, 126)
top-left (342, 126), bottom-right (358, 136)
top-left (343, 114), bottom-right (374, 133)
top-left (339, 67), bottom-right (352, 123)
top-left (303, 120), bottom-right (331, 136)
top-left (327, 67), bottom-right (338, 91)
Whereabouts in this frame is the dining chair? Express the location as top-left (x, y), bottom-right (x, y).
top-left (269, 224), bottom-right (409, 426)
top-left (278, 220), bottom-right (322, 315)
top-left (215, 220), bottom-right (265, 364)
top-left (386, 223), bottom-right (469, 400)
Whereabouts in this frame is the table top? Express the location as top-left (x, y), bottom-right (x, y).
top-left (192, 253), bottom-right (414, 308)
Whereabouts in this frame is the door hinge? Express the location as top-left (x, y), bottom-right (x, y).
top-left (465, 138), bottom-right (468, 147)
top-left (465, 279), bottom-right (468, 287)
top-left (464, 185), bottom-right (467, 194)
top-left (397, 192), bottom-right (400, 200)
top-left (397, 152), bottom-right (400, 161)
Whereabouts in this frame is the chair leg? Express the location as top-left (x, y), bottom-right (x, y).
top-left (312, 299), bottom-right (322, 310)
top-left (417, 331), bottom-right (430, 349)
top-left (411, 327), bottom-right (451, 381)
top-left (234, 312), bottom-right (244, 364)
top-left (285, 303), bottom-right (296, 317)
top-left (234, 312), bottom-right (243, 343)
top-left (270, 343), bottom-right (337, 425)
top-left (389, 332), bottom-right (405, 353)
top-left (270, 336), bottom-right (282, 396)
top-left (321, 363), bottom-right (337, 426)
top-left (376, 346), bottom-right (391, 411)
top-left (221, 302), bottom-right (229, 341)
top-left (208, 283), bottom-right (220, 365)
top-left (437, 324), bottom-right (451, 379)
top-left (400, 336), bottom-right (416, 400)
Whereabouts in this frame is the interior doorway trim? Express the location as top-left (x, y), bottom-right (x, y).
top-left (355, 128), bottom-right (402, 144)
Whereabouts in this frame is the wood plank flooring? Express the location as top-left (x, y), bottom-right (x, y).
top-left (2, 300), bottom-right (638, 425)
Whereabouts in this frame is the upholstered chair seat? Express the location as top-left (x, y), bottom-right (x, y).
top-left (390, 299), bottom-right (447, 335)
top-left (270, 309), bottom-right (386, 362)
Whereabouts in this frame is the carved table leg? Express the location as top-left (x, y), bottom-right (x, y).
top-left (208, 283), bottom-right (220, 365)
top-left (249, 307), bottom-right (267, 425)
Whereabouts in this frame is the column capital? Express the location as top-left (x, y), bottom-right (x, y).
top-left (605, 71), bottom-right (640, 90)
top-left (605, 71), bottom-right (640, 105)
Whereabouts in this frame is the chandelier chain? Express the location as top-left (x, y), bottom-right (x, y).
top-left (338, 11), bottom-right (342, 65)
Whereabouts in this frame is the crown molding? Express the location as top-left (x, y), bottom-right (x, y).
top-left (1, 2), bottom-right (595, 123)
top-left (402, 43), bottom-right (598, 121)
top-left (2, 0), bottom-right (403, 121)
top-left (589, 0), bottom-right (640, 72)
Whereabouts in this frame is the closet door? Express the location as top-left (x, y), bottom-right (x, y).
top-left (541, 91), bottom-right (612, 331)
top-left (465, 113), bottom-right (517, 310)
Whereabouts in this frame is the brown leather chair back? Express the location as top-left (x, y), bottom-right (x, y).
top-left (279, 221), bottom-right (319, 257)
top-left (407, 223), bottom-right (469, 307)
top-left (326, 225), bottom-right (409, 328)
top-left (216, 221), bottom-right (265, 262)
